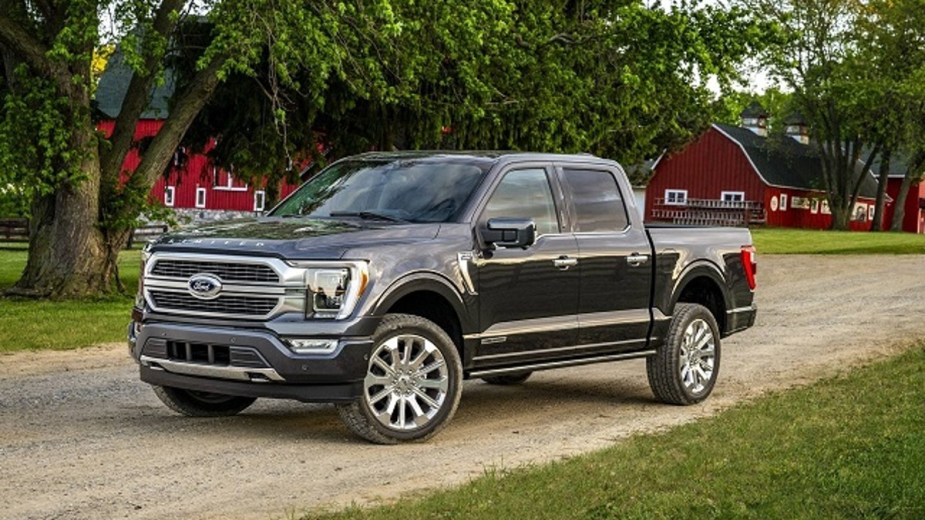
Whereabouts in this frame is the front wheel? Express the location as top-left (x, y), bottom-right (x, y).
top-left (646, 303), bottom-right (721, 405)
top-left (152, 386), bottom-right (256, 417)
top-left (336, 313), bottom-right (463, 444)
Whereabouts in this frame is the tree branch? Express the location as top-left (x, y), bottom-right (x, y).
top-left (132, 53), bottom-right (228, 190)
top-left (0, 13), bottom-right (69, 93)
top-left (100, 0), bottom-right (186, 185)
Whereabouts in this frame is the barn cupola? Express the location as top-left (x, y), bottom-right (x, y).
top-left (740, 101), bottom-right (769, 137)
top-left (784, 112), bottom-right (809, 144)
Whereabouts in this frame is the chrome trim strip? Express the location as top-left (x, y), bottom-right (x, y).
top-left (464, 314), bottom-right (579, 340)
top-left (140, 355), bottom-right (285, 382)
top-left (578, 309), bottom-right (651, 328)
top-left (468, 350), bottom-right (656, 377)
top-left (145, 278), bottom-right (290, 295)
top-left (473, 339), bottom-right (641, 361)
top-left (726, 305), bottom-right (757, 315)
top-left (464, 310), bottom-right (651, 340)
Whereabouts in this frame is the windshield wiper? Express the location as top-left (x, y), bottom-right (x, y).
top-left (328, 211), bottom-right (408, 223)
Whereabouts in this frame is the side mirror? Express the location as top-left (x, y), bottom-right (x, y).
top-left (482, 218), bottom-right (536, 249)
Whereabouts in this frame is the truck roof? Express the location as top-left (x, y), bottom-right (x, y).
top-left (348, 150), bottom-right (613, 167)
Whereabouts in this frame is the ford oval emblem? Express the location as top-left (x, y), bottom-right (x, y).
top-left (188, 274), bottom-right (223, 300)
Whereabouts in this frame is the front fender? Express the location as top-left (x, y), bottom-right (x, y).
top-left (371, 271), bottom-right (476, 335)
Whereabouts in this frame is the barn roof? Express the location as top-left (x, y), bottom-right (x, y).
top-left (712, 123), bottom-right (881, 198)
top-left (95, 48), bottom-right (176, 119)
top-left (865, 150), bottom-right (924, 179)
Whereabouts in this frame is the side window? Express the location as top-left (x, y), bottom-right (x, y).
top-left (561, 169), bottom-right (629, 232)
top-left (482, 168), bottom-right (559, 235)
top-left (665, 189), bottom-right (687, 205)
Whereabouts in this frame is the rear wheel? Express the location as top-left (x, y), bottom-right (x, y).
top-left (152, 386), bottom-right (256, 417)
top-left (481, 372), bottom-right (532, 385)
top-left (646, 303), bottom-right (721, 405)
top-left (336, 313), bottom-right (463, 444)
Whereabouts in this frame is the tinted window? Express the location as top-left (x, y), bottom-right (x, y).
top-left (482, 168), bottom-right (559, 235)
top-left (562, 169), bottom-right (628, 232)
top-left (271, 159), bottom-right (487, 223)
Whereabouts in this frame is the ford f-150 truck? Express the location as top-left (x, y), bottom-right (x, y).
top-left (129, 151), bottom-right (757, 444)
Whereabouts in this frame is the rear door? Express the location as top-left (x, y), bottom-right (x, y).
top-left (472, 165), bottom-right (580, 365)
top-left (557, 165), bottom-right (652, 352)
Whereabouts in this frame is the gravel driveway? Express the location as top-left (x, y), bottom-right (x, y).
top-left (2, 254), bottom-right (924, 520)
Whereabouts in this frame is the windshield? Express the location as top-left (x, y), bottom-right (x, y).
top-left (270, 159), bottom-right (489, 223)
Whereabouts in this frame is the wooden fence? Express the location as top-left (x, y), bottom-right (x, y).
top-left (0, 218), bottom-right (168, 248)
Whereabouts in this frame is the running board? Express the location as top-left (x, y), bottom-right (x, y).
top-left (467, 350), bottom-right (656, 378)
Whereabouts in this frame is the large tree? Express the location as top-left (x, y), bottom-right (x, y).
top-left (0, 1), bottom-right (442, 297)
top-left (184, 1), bottom-right (766, 201)
top-left (858, 0), bottom-right (925, 231)
top-left (749, 0), bottom-right (925, 230)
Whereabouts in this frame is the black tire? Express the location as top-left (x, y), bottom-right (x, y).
top-left (336, 313), bottom-right (463, 444)
top-left (646, 303), bottom-right (721, 405)
top-left (481, 372), bottom-right (533, 385)
top-left (152, 385), bottom-right (257, 417)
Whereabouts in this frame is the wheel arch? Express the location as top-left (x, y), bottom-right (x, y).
top-left (371, 272), bottom-right (473, 358)
top-left (669, 261), bottom-right (731, 335)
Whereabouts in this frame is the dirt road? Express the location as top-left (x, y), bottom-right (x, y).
top-left (2, 255), bottom-right (924, 520)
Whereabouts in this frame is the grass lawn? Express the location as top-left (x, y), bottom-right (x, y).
top-left (752, 227), bottom-right (925, 254)
top-left (0, 248), bottom-right (141, 353)
top-left (307, 345), bottom-right (925, 520)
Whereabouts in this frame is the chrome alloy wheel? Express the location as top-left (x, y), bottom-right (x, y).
top-left (364, 334), bottom-right (449, 431)
top-left (679, 318), bottom-right (716, 394)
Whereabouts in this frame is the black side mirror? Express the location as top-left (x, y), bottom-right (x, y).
top-left (482, 218), bottom-right (536, 249)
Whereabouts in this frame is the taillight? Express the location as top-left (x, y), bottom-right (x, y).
top-left (741, 245), bottom-right (757, 291)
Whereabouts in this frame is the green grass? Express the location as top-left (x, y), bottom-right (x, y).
top-left (308, 346), bottom-right (925, 520)
top-left (752, 228), bottom-right (925, 254)
top-left (0, 248), bottom-right (140, 353)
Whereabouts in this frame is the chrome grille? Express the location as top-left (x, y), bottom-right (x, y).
top-left (149, 290), bottom-right (278, 316)
top-left (151, 259), bottom-right (279, 283)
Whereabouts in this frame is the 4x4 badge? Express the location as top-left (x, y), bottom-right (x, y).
top-left (188, 274), bottom-right (223, 300)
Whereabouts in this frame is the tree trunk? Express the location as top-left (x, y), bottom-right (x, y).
top-left (12, 125), bottom-right (112, 298)
top-left (870, 149), bottom-right (891, 232)
top-left (266, 177), bottom-right (280, 208)
top-left (830, 202), bottom-right (851, 230)
top-left (890, 172), bottom-right (915, 232)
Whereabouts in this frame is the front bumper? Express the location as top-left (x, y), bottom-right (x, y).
top-left (129, 315), bottom-right (377, 403)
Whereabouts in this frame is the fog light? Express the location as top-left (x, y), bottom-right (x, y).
top-left (287, 339), bottom-right (338, 354)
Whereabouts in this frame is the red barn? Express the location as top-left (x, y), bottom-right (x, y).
top-left (95, 51), bottom-right (300, 215)
top-left (646, 109), bottom-right (881, 231)
top-left (875, 157), bottom-right (925, 233)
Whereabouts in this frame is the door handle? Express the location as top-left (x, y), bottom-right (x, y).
top-left (627, 253), bottom-right (649, 267)
top-left (553, 256), bottom-right (578, 270)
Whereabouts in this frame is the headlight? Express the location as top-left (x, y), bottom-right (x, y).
top-left (299, 261), bottom-right (369, 319)
top-left (137, 245), bottom-right (153, 307)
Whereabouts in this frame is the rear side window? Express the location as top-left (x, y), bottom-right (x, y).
top-left (561, 169), bottom-right (629, 232)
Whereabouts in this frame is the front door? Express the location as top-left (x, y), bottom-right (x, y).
top-left (472, 166), bottom-right (580, 366)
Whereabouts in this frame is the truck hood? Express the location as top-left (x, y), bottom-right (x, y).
top-left (150, 217), bottom-right (442, 259)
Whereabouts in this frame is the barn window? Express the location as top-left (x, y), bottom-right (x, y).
top-left (665, 189), bottom-right (688, 205)
top-left (721, 191), bottom-right (745, 205)
top-left (254, 190), bottom-right (266, 212)
top-left (779, 193), bottom-right (788, 211)
top-left (164, 186), bottom-right (175, 207)
top-left (195, 187), bottom-right (207, 208)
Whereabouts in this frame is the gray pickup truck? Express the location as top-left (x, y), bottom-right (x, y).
top-left (129, 151), bottom-right (757, 443)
